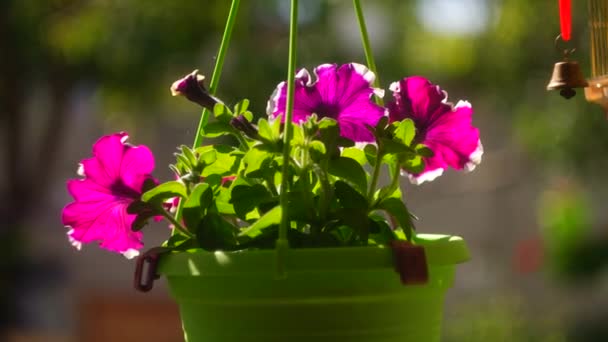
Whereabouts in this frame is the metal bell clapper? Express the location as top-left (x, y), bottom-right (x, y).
top-left (547, 36), bottom-right (588, 99)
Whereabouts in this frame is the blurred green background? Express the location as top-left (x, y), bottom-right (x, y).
top-left (1, 0), bottom-right (608, 341)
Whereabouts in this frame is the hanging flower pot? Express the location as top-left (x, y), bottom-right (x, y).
top-left (155, 234), bottom-right (468, 342)
top-left (61, 0), bottom-right (483, 340)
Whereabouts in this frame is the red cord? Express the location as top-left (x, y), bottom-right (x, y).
top-left (559, 0), bottom-right (572, 41)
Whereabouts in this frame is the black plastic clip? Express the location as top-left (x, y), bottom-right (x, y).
top-left (134, 247), bottom-right (166, 292)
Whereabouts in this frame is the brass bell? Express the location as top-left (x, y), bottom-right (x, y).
top-left (547, 60), bottom-right (588, 99)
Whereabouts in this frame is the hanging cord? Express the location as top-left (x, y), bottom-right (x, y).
top-left (276, 0), bottom-right (299, 278)
top-left (353, 0), bottom-right (383, 106)
top-left (559, 0), bottom-right (572, 41)
top-left (192, 0), bottom-right (241, 149)
top-left (173, 0), bottom-right (241, 224)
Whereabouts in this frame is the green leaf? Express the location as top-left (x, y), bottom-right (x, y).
top-left (330, 225), bottom-right (354, 245)
top-left (318, 118), bottom-right (340, 152)
top-left (196, 212), bottom-right (238, 251)
top-left (230, 184), bottom-right (275, 219)
top-left (258, 118), bottom-right (276, 142)
top-left (174, 153), bottom-right (192, 171)
top-left (309, 140), bottom-right (326, 156)
top-left (213, 102), bottom-right (233, 123)
top-left (415, 144), bottom-right (434, 157)
top-left (364, 144), bottom-right (377, 166)
top-left (328, 157), bottom-right (368, 194)
top-left (200, 145), bottom-right (241, 176)
top-left (400, 155), bottom-right (425, 174)
top-left (199, 149), bottom-right (217, 165)
top-left (215, 187), bottom-right (236, 215)
top-left (238, 205), bottom-right (282, 238)
top-left (182, 183), bottom-right (213, 229)
top-left (376, 197), bottom-right (414, 240)
top-left (168, 164), bottom-right (181, 177)
top-left (368, 214), bottom-right (397, 245)
top-left (131, 212), bottom-right (154, 232)
top-left (369, 116), bottom-right (389, 138)
top-left (393, 119), bottom-right (416, 146)
top-left (336, 137), bottom-right (355, 147)
top-left (142, 181), bottom-right (187, 204)
top-left (271, 115), bottom-right (282, 137)
top-left (375, 184), bottom-right (402, 204)
top-left (202, 121), bottom-right (233, 138)
top-left (243, 111), bottom-right (253, 122)
top-left (290, 123), bottom-right (304, 146)
top-left (331, 208), bottom-right (370, 243)
top-left (180, 145), bottom-right (197, 166)
top-left (379, 138), bottom-right (416, 155)
top-left (334, 180), bottom-right (368, 210)
top-left (126, 200), bottom-right (157, 232)
top-left (341, 147), bottom-right (367, 166)
top-left (243, 147), bottom-right (276, 179)
top-left (163, 233), bottom-right (198, 251)
top-left (234, 99), bottom-right (249, 114)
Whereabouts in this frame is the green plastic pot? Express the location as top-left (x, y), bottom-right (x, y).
top-left (158, 234), bottom-right (469, 342)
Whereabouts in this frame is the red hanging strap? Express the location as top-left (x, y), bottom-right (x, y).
top-left (559, 0), bottom-right (572, 41)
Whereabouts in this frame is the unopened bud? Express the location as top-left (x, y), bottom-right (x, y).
top-left (171, 70), bottom-right (220, 110)
top-left (230, 115), bottom-right (259, 139)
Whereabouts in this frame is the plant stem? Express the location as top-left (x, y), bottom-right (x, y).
top-left (388, 159), bottom-right (402, 196)
top-left (276, 0), bottom-right (299, 277)
top-left (193, 0), bottom-right (240, 149)
top-left (353, 0), bottom-right (383, 106)
top-left (234, 132), bottom-right (250, 151)
top-left (174, 0), bottom-right (240, 226)
top-left (367, 153), bottom-right (383, 201)
top-left (157, 205), bottom-right (195, 238)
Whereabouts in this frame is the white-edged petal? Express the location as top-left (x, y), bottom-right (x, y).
top-left (266, 81), bottom-right (285, 116)
top-left (76, 164), bottom-right (85, 177)
top-left (404, 168), bottom-right (444, 185)
top-left (122, 248), bottom-right (140, 259)
top-left (465, 140), bottom-right (484, 172)
top-left (67, 229), bottom-right (82, 250)
top-left (389, 81), bottom-right (401, 93)
top-left (351, 63), bottom-right (376, 84)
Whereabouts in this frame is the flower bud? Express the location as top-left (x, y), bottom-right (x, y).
top-left (171, 70), bottom-right (220, 110)
top-left (230, 115), bottom-right (259, 139)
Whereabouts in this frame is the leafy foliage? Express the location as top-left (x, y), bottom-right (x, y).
top-left (140, 98), bottom-right (428, 251)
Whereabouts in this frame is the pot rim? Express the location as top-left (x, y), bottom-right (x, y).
top-left (157, 234), bottom-right (469, 277)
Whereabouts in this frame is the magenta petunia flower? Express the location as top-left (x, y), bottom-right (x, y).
top-left (387, 76), bottom-right (483, 185)
top-left (61, 133), bottom-right (156, 258)
top-left (267, 63), bottom-right (385, 142)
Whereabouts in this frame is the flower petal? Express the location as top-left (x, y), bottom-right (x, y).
top-left (387, 77), bottom-right (483, 184)
top-left (120, 144), bottom-right (155, 192)
top-left (62, 133), bottom-right (155, 256)
top-left (388, 77), bottom-right (450, 127)
top-left (63, 199), bottom-right (143, 254)
top-left (67, 179), bottom-right (114, 202)
top-left (81, 133), bottom-right (128, 186)
top-left (267, 63), bottom-right (384, 142)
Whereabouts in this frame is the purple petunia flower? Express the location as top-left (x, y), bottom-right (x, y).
top-left (267, 63), bottom-right (385, 142)
top-left (387, 76), bottom-right (483, 185)
top-left (61, 133), bottom-right (156, 258)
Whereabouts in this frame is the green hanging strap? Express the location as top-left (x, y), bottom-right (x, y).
top-left (173, 0), bottom-right (241, 224)
top-left (353, 0), bottom-right (383, 105)
top-left (276, 0), bottom-right (299, 279)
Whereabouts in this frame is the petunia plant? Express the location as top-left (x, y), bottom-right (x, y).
top-left (61, 0), bottom-right (482, 264)
top-left (61, 63), bottom-right (482, 259)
